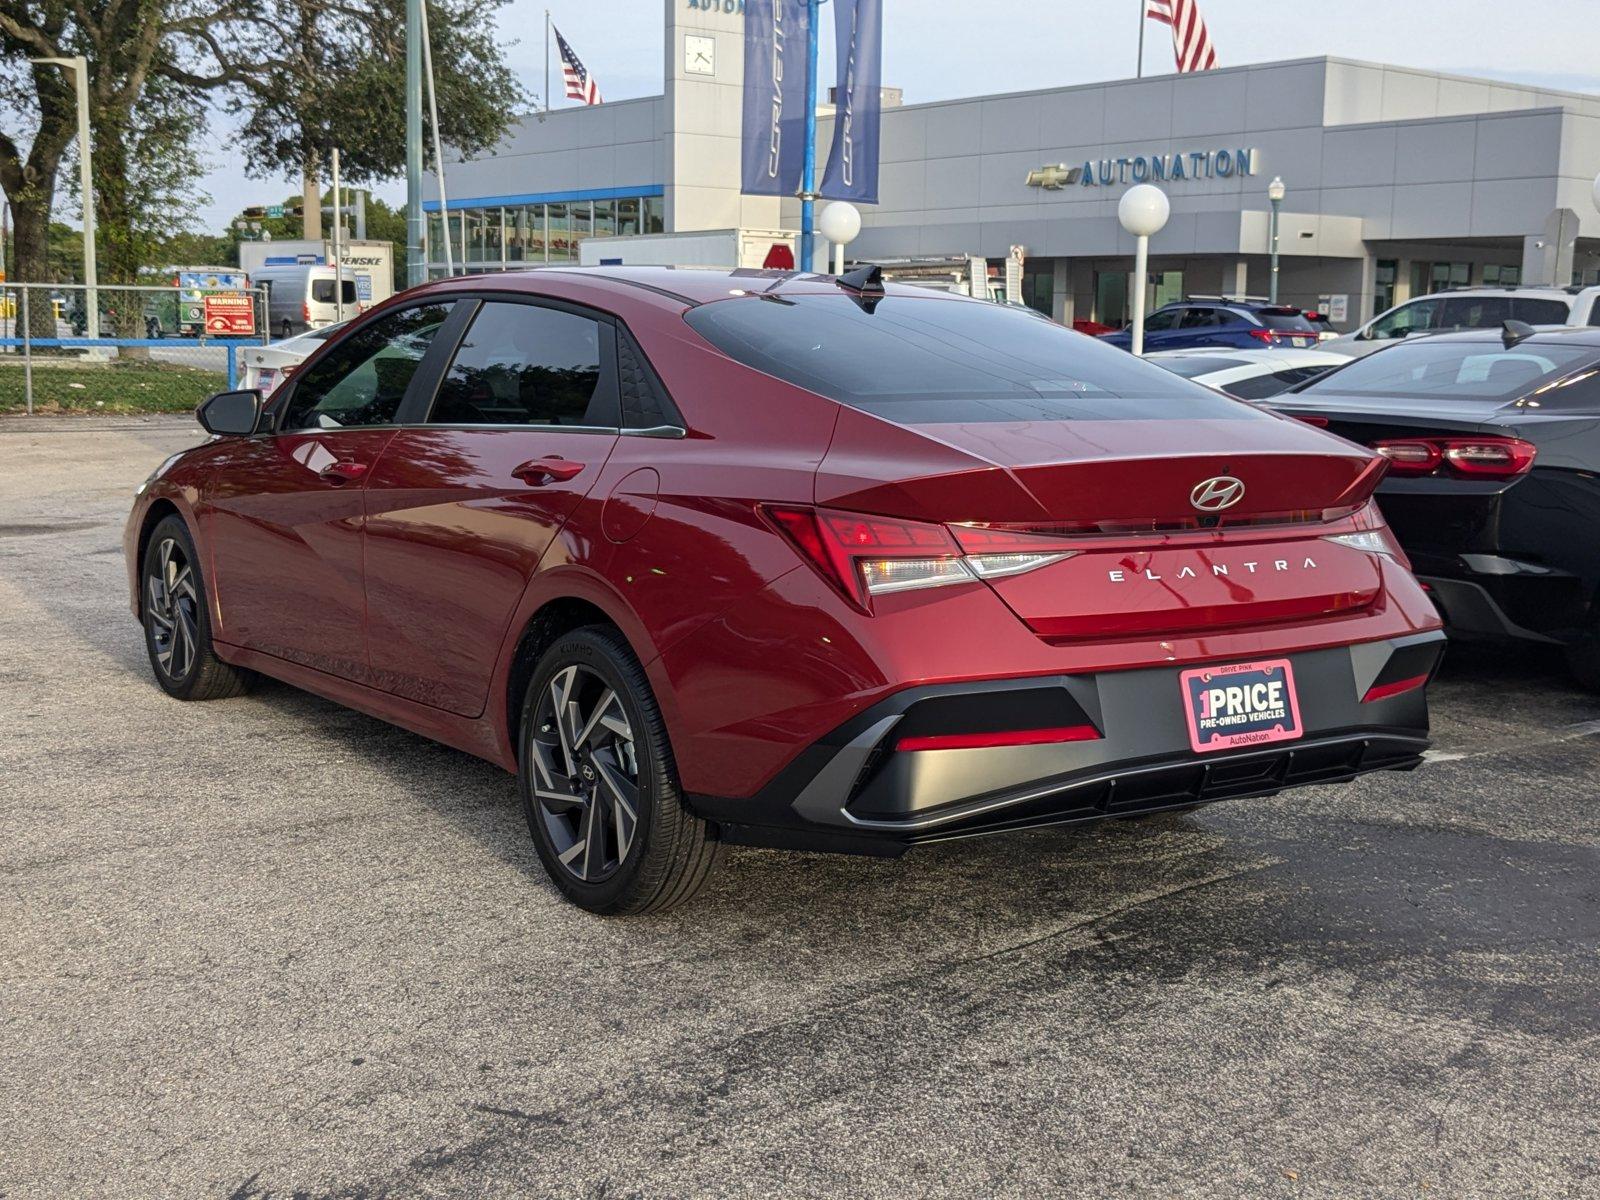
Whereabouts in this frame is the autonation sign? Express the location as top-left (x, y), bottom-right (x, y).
top-left (1030, 147), bottom-right (1259, 190)
top-left (1085, 147), bottom-right (1257, 186)
top-left (687, 0), bottom-right (745, 11)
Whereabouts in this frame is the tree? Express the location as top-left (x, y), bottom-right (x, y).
top-left (0, 0), bottom-right (265, 330)
top-left (231, 0), bottom-right (524, 241)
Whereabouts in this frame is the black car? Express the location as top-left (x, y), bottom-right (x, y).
top-left (1270, 324), bottom-right (1600, 689)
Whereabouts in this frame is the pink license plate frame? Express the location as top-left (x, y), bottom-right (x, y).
top-left (1180, 658), bottom-right (1304, 754)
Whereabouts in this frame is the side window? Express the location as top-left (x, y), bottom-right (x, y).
top-left (280, 303), bottom-right (453, 431)
top-left (1178, 308), bottom-right (1220, 329)
top-left (1369, 299), bottom-right (1438, 340)
top-left (1510, 298), bottom-right (1571, 325)
top-left (429, 301), bottom-right (611, 427)
top-left (1439, 296), bottom-right (1510, 329)
top-left (1142, 309), bottom-right (1179, 332)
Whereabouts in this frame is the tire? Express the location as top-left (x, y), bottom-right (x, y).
top-left (279, 319), bottom-right (292, 341)
top-left (140, 515), bottom-right (255, 701)
top-left (518, 626), bottom-right (720, 914)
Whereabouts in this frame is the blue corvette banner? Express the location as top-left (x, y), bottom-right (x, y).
top-left (740, 0), bottom-right (809, 196)
top-left (819, 0), bottom-right (882, 203)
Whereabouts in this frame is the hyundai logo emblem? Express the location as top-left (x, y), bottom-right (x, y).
top-left (1190, 476), bottom-right (1246, 512)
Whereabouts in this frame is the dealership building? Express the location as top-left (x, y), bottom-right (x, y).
top-left (423, 2), bottom-right (1600, 329)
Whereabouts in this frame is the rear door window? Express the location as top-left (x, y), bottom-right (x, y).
top-left (685, 293), bottom-right (1267, 424)
top-left (428, 300), bottom-right (616, 427)
top-left (1178, 308), bottom-right (1223, 329)
top-left (1439, 296), bottom-right (1511, 329)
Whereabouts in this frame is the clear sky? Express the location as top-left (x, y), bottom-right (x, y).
top-left (193, 0), bottom-right (1600, 232)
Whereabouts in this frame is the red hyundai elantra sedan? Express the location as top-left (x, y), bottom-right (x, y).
top-left (125, 266), bottom-right (1445, 913)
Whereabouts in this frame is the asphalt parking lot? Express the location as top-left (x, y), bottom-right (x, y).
top-left (4, 415), bottom-right (1600, 1199)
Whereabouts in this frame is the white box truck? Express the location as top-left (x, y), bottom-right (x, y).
top-left (579, 229), bottom-right (797, 270)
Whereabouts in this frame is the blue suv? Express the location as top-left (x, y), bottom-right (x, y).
top-left (1098, 298), bottom-right (1320, 352)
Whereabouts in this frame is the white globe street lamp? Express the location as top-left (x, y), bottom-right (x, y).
top-left (1267, 176), bottom-right (1286, 304)
top-left (1117, 184), bottom-right (1170, 355)
top-left (818, 202), bottom-right (862, 275)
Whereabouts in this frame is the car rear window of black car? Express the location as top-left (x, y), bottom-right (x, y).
top-left (1296, 340), bottom-right (1598, 402)
top-left (685, 293), bottom-right (1263, 423)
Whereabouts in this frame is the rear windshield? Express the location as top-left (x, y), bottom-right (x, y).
top-left (1297, 340), bottom-right (1597, 401)
top-left (1258, 311), bottom-right (1316, 332)
top-left (685, 293), bottom-right (1262, 423)
top-left (1152, 355), bottom-right (1252, 378)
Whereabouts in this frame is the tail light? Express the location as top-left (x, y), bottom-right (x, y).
top-left (763, 506), bottom-right (1076, 611)
top-left (1322, 502), bottom-right (1411, 569)
top-left (1289, 414), bottom-right (1330, 428)
top-left (1372, 436), bottom-right (1535, 481)
top-left (1248, 329), bottom-right (1280, 344)
top-left (302, 301), bottom-right (310, 324)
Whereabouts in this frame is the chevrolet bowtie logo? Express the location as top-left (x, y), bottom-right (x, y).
top-left (1024, 164), bottom-right (1083, 190)
top-left (1190, 476), bottom-right (1246, 512)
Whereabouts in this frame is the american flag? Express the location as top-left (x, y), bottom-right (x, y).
top-left (1146, 0), bottom-right (1218, 73)
top-left (555, 26), bottom-right (602, 105)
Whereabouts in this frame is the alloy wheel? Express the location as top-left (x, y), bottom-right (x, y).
top-left (529, 664), bottom-right (641, 884)
top-left (146, 537), bottom-right (200, 680)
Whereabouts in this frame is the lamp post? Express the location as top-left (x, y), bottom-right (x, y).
top-left (31, 56), bottom-right (96, 340)
top-left (1117, 184), bottom-right (1170, 356)
top-left (818, 202), bottom-right (861, 274)
top-left (1267, 175), bottom-right (1286, 304)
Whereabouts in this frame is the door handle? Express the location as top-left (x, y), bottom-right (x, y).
top-left (512, 456), bottom-right (585, 486)
top-left (319, 460), bottom-right (368, 484)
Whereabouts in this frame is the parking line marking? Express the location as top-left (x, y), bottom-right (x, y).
top-left (1425, 718), bottom-right (1600, 763)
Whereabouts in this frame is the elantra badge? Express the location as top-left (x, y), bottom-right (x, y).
top-left (1190, 475), bottom-right (1246, 512)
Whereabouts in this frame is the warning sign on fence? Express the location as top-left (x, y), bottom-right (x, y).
top-left (203, 292), bottom-right (256, 336)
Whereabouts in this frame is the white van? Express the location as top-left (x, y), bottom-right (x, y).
top-left (254, 264), bottom-right (361, 340)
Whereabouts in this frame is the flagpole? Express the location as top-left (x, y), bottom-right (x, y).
top-left (799, 0), bottom-right (820, 272)
top-left (545, 11), bottom-right (551, 115)
top-left (1136, 1), bottom-right (1145, 79)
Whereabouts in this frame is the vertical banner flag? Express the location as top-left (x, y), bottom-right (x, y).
top-left (741, 0), bottom-right (810, 196)
top-left (819, 0), bottom-right (882, 202)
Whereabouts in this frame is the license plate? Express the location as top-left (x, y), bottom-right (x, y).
top-left (1180, 658), bottom-right (1303, 754)
top-left (257, 368), bottom-right (278, 393)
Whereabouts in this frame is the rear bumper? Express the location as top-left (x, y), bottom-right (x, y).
top-left (1419, 573), bottom-right (1569, 645)
top-left (688, 631), bottom-right (1445, 855)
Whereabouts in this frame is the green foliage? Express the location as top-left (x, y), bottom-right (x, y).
top-left (232, 0), bottom-right (526, 186)
top-left (0, 360), bottom-right (224, 412)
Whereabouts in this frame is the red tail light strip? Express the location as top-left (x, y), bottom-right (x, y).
top-left (896, 724), bottom-right (1102, 752)
top-left (1372, 437), bottom-right (1536, 481)
top-left (1361, 673), bottom-right (1430, 703)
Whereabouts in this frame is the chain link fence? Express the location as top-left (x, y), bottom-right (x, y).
top-left (0, 282), bottom-right (272, 416)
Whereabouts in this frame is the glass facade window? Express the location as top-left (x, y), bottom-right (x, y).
top-left (1483, 263), bottom-right (1521, 286)
top-left (547, 202), bottom-right (573, 263)
top-left (465, 209), bottom-right (503, 263)
top-left (424, 192), bottom-right (662, 271)
top-left (1374, 259), bottom-right (1398, 314)
top-left (617, 197), bottom-right (641, 238)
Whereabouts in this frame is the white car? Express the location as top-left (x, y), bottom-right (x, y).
top-left (1327, 286), bottom-right (1600, 358)
top-left (237, 322), bottom-right (348, 396)
top-left (1144, 347), bottom-right (1349, 399)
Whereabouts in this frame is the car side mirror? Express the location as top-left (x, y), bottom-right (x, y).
top-left (197, 389), bottom-right (263, 436)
